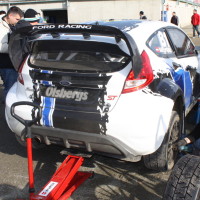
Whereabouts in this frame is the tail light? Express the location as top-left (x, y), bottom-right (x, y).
top-left (122, 50), bottom-right (153, 94)
top-left (18, 58), bottom-right (27, 85)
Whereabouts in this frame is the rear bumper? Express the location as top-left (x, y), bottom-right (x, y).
top-left (31, 125), bottom-right (142, 162)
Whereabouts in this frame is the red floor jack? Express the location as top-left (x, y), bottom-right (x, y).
top-left (11, 102), bottom-right (93, 200)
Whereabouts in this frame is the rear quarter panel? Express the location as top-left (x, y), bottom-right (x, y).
top-left (106, 90), bottom-right (174, 155)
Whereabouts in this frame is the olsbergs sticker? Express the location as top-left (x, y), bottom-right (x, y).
top-left (45, 87), bottom-right (88, 101)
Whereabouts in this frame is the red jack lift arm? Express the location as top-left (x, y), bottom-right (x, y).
top-left (31, 155), bottom-right (92, 200)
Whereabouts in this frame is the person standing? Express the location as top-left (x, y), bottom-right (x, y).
top-left (139, 11), bottom-right (147, 20)
top-left (171, 12), bottom-right (179, 26)
top-left (9, 8), bottom-right (40, 71)
top-left (0, 6), bottom-right (23, 102)
top-left (191, 9), bottom-right (200, 38)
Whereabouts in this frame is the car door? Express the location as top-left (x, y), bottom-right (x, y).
top-left (166, 27), bottom-right (200, 108)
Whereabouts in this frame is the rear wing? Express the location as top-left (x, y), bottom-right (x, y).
top-left (32, 24), bottom-right (125, 39)
top-left (14, 24), bottom-right (133, 54)
top-left (9, 24), bottom-right (142, 75)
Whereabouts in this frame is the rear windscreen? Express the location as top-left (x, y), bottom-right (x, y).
top-left (29, 40), bottom-right (131, 72)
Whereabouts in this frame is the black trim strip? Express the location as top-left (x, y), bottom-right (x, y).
top-left (30, 70), bottom-right (111, 86)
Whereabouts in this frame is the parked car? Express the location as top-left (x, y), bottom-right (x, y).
top-left (163, 154), bottom-right (200, 200)
top-left (6, 20), bottom-right (200, 171)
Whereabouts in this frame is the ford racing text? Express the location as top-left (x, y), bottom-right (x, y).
top-left (32, 24), bottom-right (92, 30)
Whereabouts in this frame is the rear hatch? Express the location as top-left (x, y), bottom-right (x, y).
top-left (22, 24), bottom-right (142, 133)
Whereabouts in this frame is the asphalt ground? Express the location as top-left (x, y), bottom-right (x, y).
top-left (0, 25), bottom-right (199, 200)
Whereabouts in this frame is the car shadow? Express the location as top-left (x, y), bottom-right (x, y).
top-left (0, 154), bottom-right (169, 200)
top-left (0, 138), bottom-right (169, 200)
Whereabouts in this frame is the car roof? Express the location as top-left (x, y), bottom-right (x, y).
top-left (24, 20), bottom-right (180, 55)
top-left (86, 19), bottom-right (180, 53)
top-left (86, 19), bottom-right (178, 39)
top-left (87, 20), bottom-right (192, 57)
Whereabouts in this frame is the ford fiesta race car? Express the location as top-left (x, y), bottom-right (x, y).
top-left (6, 20), bottom-right (200, 171)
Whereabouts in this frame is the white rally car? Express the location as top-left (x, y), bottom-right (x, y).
top-left (6, 20), bottom-right (200, 171)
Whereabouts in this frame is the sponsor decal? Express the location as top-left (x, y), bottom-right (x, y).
top-left (107, 95), bottom-right (118, 100)
top-left (33, 24), bottom-right (92, 30)
top-left (39, 181), bottom-right (58, 196)
top-left (45, 87), bottom-right (88, 101)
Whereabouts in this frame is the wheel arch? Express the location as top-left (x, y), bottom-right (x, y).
top-left (156, 78), bottom-right (184, 116)
top-left (143, 79), bottom-right (185, 171)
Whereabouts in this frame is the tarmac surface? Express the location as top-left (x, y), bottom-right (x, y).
top-left (0, 24), bottom-right (199, 200)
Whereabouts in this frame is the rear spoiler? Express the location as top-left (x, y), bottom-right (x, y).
top-left (13, 24), bottom-right (133, 55)
top-left (9, 23), bottom-right (143, 75)
top-left (32, 24), bottom-right (125, 40)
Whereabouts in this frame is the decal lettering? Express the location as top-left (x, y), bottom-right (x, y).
top-left (58, 24), bottom-right (65, 28)
top-left (33, 25), bottom-right (56, 30)
top-left (58, 24), bottom-right (92, 29)
top-left (46, 86), bottom-right (53, 96)
top-left (107, 95), bottom-right (118, 100)
top-left (33, 24), bottom-right (92, 30)
top-left (45, 87), bottom-right (88, 101)
top-left (39, 181), bottom-right (58, 196)
top-left (59, 88), bottom-right (65, 98)
top-left (55, 89), bottom-right (61, 98)
top-left (65, 90), bottom-right (72, 98)
top-left (82, 92), bottom-right (88, 100)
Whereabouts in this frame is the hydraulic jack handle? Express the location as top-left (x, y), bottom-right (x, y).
top-left (11, 101), bottom-right (41, 131)
top-left (11, 101), bottom-right (41, 199)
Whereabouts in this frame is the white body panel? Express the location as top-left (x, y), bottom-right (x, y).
top-left (106, 91), bottom-right (174, 155)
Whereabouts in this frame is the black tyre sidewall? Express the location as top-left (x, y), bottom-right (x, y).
top-left (144, 111), bottom-right (181, 171)
top-left (163, 154), bottom-right (200, 200)
top-left (165, 111), bottom-right (181, 170)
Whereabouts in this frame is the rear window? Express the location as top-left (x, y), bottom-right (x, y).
top-left (29, 40), bottom-right (131, 72)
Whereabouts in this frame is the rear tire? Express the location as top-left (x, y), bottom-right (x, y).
top-left (163, 154), bottom-right (200, 200)
top-left (143, 111), bottom-right (182, 171)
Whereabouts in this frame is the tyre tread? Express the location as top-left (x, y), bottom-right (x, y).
top-left (163, 154), bottom-right (200, 200)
